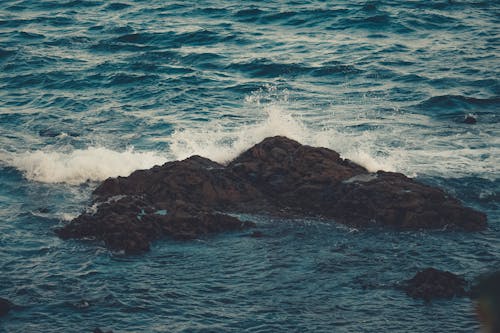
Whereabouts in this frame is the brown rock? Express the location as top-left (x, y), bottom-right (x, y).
top-left (330, 171), bottom-right (486, 230)
top-left (56, 196), bottom-right (254, 254)
top-left (404, 268), bottom-right (467, 301)
top-left (57, 136), bottom-right (487, 253)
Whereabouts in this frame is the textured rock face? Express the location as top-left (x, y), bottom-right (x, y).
top-left (56, 196), bottom-right (255, 254)
top-left (227, 136), bottom-right (367, 213)
top-left (404, 268), bottom-right (467, 300)
top-left (57, 136), bottom-right (487, 253)
top-left (330, 171), bottom-right (486, 230)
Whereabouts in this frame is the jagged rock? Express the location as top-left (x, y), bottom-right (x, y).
top-left (93, 155), bottom-right (267, 212)
top-left (227, 136), bottom-right (367, 213)
top-left (404, 268), bottom-right (467, 300)
top-left (330, 171), bottom-right (486, 230)
top-left (0, 297), bottom-right (13, 316)
top-left (57, 136), bottom-right (487, 253)
top-left (228, 137), bottom-right (486, 230)
top-left (56, 196), bottom-right (255, 254)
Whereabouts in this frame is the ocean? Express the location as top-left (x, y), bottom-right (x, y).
top-left (0, 1), bottom-right (499, 332)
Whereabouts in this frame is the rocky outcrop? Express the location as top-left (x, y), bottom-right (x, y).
top-left (57, 136), bottom-right (487, 253)
top-left (227, 137), bottom-right (486, 230)
top-left (0, 297), bottom-right (13, 316)
top-left (56, 196), bottom-right (255, 254)
top-left (403, 268), bottom-right (467, 301)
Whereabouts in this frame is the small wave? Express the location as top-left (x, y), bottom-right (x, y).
top-left (0, 48), bottom-right (16, 59)
top-left (30, 0), bottom-right (99, 10)
top-left (114, 32), bottom-right (156, 44)
top-left (18, 31), bottom-right (45, 40)
top-left (91, 40), bottom-right (153, 52)
top-left (418, 95), bottom-right (500, 112)
top-left (34, 16), bottom-right (74, 27)
top-left (44, 35), bottom-right (91, 47)
top-left (106, 73), bottom-right (160, 86)
top-left (228, 60), bottom-right (361, 79)
top-left (172, 29), bottom-right (236, 46)
top-left (0, 148), bottom-right (167, 185)
top-left (93, 29), bottom-right (236, 52)
top-left (337, 13), bottom-right (392, 29)
top-left (226, 58), bottom-right (311, 78)
top-left (0, 18), bottom-right (33, 28)
top-left (406, 13), bottom-right (463, 31)
top-left (137, 50), bottom-right (179, 62)
top-left (3, 71), bottom-right (74, 89)
top-left (260, 11), bottom-right (298, 23)
top-left (235, 8), bottom-right (264, 18)
top-left (181, 52), bottom-right (224, 64)
top-left (234, 8), bottom-right (267, 23)
top-left (106, 2), bottom-right (132, 11)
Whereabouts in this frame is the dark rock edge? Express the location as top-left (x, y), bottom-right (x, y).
top-left (403, 268), bottom-right (468, 301)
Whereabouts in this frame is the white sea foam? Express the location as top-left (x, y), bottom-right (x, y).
top-left (169, 103), bottom-right (399, 173)
top-left (170, 104), bottom-right (309, 163)
top-left (168, 87), bottom-right (499, 180)
top-left (2, 89), bottom-right (498, 185)
top-left (1, 147), bottom-right (167, 185)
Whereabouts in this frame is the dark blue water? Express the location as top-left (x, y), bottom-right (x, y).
top-left (1, 1), bottom-right (499, 332)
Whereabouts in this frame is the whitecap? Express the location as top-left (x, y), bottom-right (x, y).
top-left (0, 147), bottom-right (167, 185)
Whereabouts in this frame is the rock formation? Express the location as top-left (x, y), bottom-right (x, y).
top-left (403, 268), bottom-right (467, 301)
top-left (56, 136), bottom-right (487, 253)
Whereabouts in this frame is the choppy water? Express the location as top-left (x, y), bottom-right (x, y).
top-left (0, 1), bottom-right (499, 332)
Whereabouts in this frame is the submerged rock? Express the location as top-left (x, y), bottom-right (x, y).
top-left (249, 230), bottom-right (265, 238)
top-left (463, 114), bottom-right (477, 124)
top-left (404, 268), bottom-right (467, 301)
top-left (0, 297), bottom-right (13, 316)
top-left (57, 136), bottom-right (487, 253)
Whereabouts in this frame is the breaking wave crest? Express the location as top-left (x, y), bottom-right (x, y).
top-left (2, 90), bottom-right (498, 185)
top-left (168, 87), bottom-right (498, 181)
top-left (169, 102), bottom-right (400, 173)
top-left (1, 147), bottom-right (167, 185)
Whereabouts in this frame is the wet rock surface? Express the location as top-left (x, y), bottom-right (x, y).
top-left (0, 297), bottom-right (13, 316)
top-left (57, 136), bottom-right (487, 253)
top-left (404, 268), bottom-right (467, 301)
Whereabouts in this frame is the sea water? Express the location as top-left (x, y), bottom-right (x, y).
top-left (0, 1), bottom-right (499, 332)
